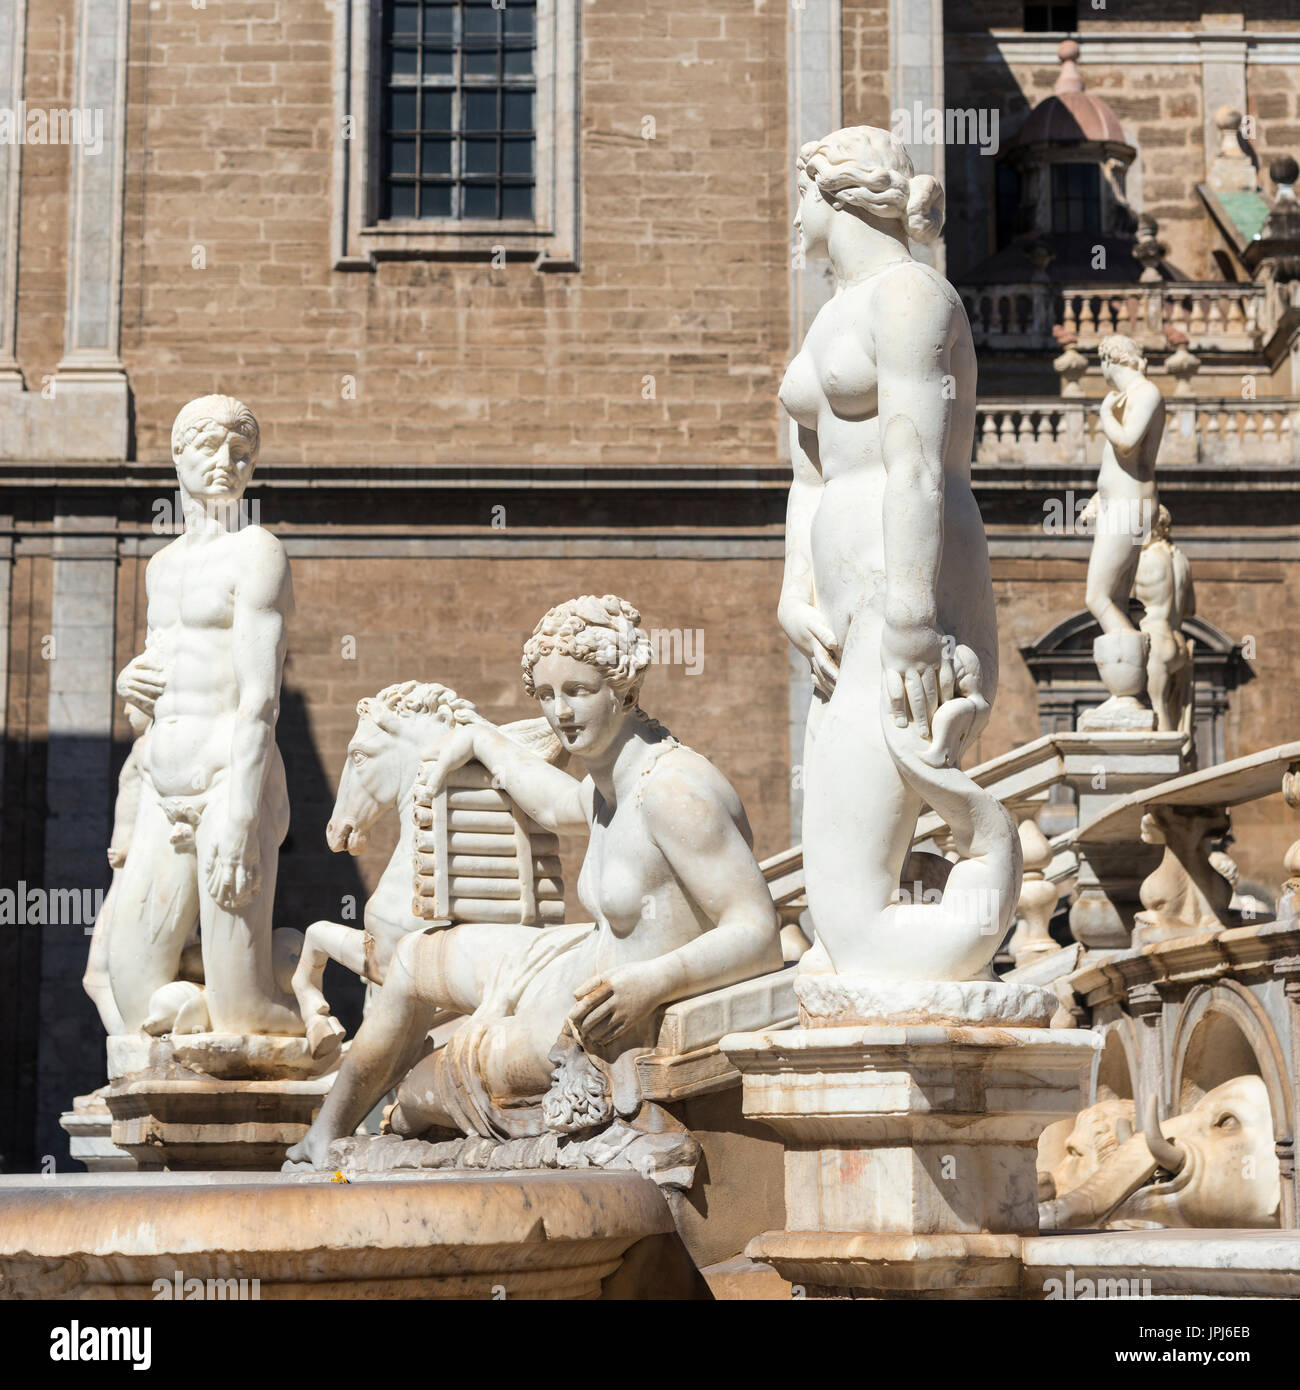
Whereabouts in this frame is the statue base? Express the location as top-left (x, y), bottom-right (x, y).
top-left (58, 1091), bottom-right (144, 1173)
top-left (105, 1033), bottom-right (337, 1171)
top-left (721, 988), bottom-right (1099, 1299)
top-left (1078, 695), bottom-right (1156, 732)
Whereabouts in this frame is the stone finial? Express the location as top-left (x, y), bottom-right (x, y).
top-left (1215, 106), bottom-right (1244, 157)
top-left (1054, 39), bottom-right (1085, 95)
top-left (1209, 106), bottom-right (1257, 195)
top-left (1271, 154), bottom-right (1299, 199)
top-left (1052, 326), bottom-right (1088, 397)
top-left (1133, 213), bottom-right (1168, 283)
top-left (1165, 330), bottom-right (1201, 397)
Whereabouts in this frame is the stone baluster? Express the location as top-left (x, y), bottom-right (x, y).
top-left (1008, 809), bottom-right (1064, 969)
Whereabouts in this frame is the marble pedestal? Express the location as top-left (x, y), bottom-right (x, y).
top-left (1059, 731), bottom-right (1190, 949)
top-left (58, 1093), bottom-right (142, 1173)
top-left (105, 1034), bottom-right (336, 1171)
top-left (721, 979), bottom-right (1100, 1299)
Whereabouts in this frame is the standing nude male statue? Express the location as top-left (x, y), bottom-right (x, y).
top-left (108, 395), bottom-right (302, 1038)
top-left (1134, 505), bottom-right (1195, 734)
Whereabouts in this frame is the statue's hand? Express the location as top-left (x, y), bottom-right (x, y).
top-left (116, 651), bottom-right (166, 718)
top-left (778, 598), bottom-right (840, 700)
top-left (415, 721), bottom-right (478, 799)
top-left (568, 960), bottom-right (668, 1047)
top-left (881, 619), bottom-right (947, 738)
top-left (205, 822), bottom-right (261, 909)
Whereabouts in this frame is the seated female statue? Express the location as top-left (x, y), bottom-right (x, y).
top-left (286, 594), bottom-right (782, 1165)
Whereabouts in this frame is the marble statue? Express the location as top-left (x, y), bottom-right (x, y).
top-left (82, 701), bottom-right (151, 1036)
top-left (776, 125), bottom-right (1018, 982)
top-left (1081, 334), bottom-right (1166, 728)
top-left (285, 594), bottom-right (783, 1166)
top-left (291, 679), bottom-right (566, 1057)
top-left (1134, 505), bottom-right (1195, 733)
top-left (108, 395), bottom-right (302, 1039)
top-left (1039, 1077), bottom-right (1280, 1230)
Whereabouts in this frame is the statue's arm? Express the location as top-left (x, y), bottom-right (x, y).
top-left (638, 765), bottom-right (781, 1000)
top-left (424, 716), bottom-right (587, 835)
top-left (778, 420), bottom-right (839, 696)
top-left (107, 744), bottom-right (144, 868)
top-left (227, 530), bottom-right (291, 836)
top-left (568, 762), bottom-right (781, 1045)
top-left (115, 555), bottom-right (166, 715)
top-left (874, 268), bottom-right (954, 736)
top-left (1100, 383), bottom-right (1162, 453)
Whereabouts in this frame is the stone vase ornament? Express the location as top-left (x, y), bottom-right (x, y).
top-left (774, 124), bottom-right (1022, 1024)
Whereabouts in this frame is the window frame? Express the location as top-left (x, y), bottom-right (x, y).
top-left (333, 0), bottom-right (580, 269)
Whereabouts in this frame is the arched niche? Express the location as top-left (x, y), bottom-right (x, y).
top-left (1171, 982), bottom-right (1292, 1141)
top-left (1020, 606), bottom-right (1251, 769)
top-left (1093, 1020), bottom-right (1137, 1103)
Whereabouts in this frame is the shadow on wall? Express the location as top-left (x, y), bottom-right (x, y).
top-left (274, 684), bottom-right (369, 1038)
top-left (0, 684), bottom-right (366, 1174)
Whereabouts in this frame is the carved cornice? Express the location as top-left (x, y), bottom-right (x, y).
top-left (1068, 920), bottom-right (1300, 1011)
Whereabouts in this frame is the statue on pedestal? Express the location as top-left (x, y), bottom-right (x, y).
top-left (1134, 504), bottom-right (1196, 734)
top-left (1080, 334), bottom-right (1166, 730)
top-left (107, 394), bottom-right (304, 1049)
top-left (286, 594), bottom-right (783, 1167)
top-left (776, 125), bottom-right (1019, 995)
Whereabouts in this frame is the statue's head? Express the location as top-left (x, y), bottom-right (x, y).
top-left (795, 126), bottom-right (944, 259)
top-left (170, 395), bottom-right (260, 505)
top-left (522, 594), bottom-right (652, 759)
top-left (1098, 334), bottom-right (1146, 387)
top-left (1144, 504), bottom-right (1172, 545)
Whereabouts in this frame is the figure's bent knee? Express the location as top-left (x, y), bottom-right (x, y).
top-left (390, 929), bottom-right (429, 992)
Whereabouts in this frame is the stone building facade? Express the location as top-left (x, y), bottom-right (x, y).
top-left (0, 0), bottom-right (1297, 1168)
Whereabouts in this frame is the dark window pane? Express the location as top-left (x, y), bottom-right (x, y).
top-left (422, 138), bottom-right (453, 175)
top-left (388, 138), bottom-right (417, 176)
top-left (464, 136), bottom-right (497, 174)
top-left (502, 136), bottom-right (532, 174)
top-left (503, 4), bottom-right (535, 37)
top-left (422, 46), bottom-right (454, 76)
top-left (464, 47), bottom-right (498, 77)
top-left (387, 90), bottom-right (418, 130)
top-left (463, 183), bottom-right (497, 218)
top-left (388, 45), bottom-right (418, 78)
top-left (387, 181), bottom-right (416, 218)
top-left (422, 90), bottom-right (453, 129)
top-left (420, 183), bottom-right (453, 218)
top-left (424, 4), bottom-right (455, 37)
top-left (501, 183), bottom-right (532, 219)
top-left (504, 46), bottom-right (533, 77)
top-left (464, 89), bottom-right (498, 130)
top-left (390, 3), bottom-right (420, 38)
top-left (502, 88), bottom-right (532, 129)
top-left (464, 5), bottom-right (499, 37)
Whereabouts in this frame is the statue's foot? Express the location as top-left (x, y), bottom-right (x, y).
top-left (306, 1013), bottom-right (345, 1059)
top-left (283, 1128), bottom-right (331, 1170)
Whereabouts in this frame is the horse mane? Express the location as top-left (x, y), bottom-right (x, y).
top-left (356, 680), bottom-right (477, 722)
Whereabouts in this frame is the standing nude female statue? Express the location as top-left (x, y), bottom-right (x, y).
top-left (286, 595), bottom-right (782, 1166)
top-left (777, 127), bottom-right (1018, 981)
